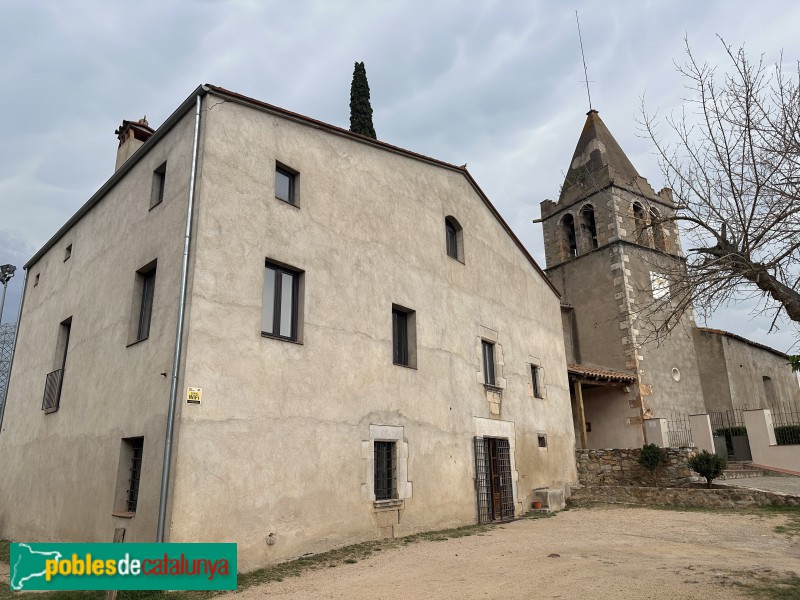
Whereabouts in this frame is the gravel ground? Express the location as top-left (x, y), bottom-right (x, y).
top-left (718, 476), bottom-right (800, 495)
top-left (229, 506), bottom-right (799, 600)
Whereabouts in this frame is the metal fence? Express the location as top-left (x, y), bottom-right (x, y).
top-left (770, 401), bottom-right (800, 446)
top-left (667, 412), bottom-right (694, 448)
top-left (0, 322), bottom-right (15, 414)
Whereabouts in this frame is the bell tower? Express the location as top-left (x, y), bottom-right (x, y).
top-left (540, 110), bottom-right (704, 449)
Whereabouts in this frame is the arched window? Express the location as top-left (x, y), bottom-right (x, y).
top-left (650, 207), bottom-right (666, 251)
top-left (561, 214), bottom-right (577, 258)
top-left (445, 216), bottom-right (464, 262)
top-left (632, 202), bottom-right (650, 247)
top-left (580, 204), bottom-right (598, 250)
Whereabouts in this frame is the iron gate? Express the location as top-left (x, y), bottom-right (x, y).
top-left (474, 436), bottom-right (514, 524)
top-left (709, 409), bottom-right (751, 461)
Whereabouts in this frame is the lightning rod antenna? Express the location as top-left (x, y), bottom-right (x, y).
top-left (575, 11), bottom-right (593, 111)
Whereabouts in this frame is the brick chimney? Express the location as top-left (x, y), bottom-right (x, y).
top-left (114, 117), bottom-right (155, 171)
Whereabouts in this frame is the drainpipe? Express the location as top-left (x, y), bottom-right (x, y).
top-left (0, 271), bottom-right (27, 435)
top-left (157, 92), bottom-right (203, 542)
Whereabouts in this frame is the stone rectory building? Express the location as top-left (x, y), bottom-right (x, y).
top-left (0, 85), bottom-right (577, 569)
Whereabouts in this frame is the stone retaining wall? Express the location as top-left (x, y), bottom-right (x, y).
top-left (576, 448), bottom-right (699, 488)
top-left (569, 484), bottom-right (800, 508)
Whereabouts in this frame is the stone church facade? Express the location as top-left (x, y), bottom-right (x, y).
top-left (539, 110), bottom-right (799, 450)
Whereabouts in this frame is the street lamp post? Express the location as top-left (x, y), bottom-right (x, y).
top-left (0, 264), bottom-right (16, 324)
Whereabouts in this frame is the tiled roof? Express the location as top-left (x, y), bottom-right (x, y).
top-left (567, 363), bottom-right (637, 383)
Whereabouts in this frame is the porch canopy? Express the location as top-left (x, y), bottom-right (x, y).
top-left (567, 363), bottom-right (636, 448)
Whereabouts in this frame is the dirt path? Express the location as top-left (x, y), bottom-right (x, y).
top-left (230, 506), bottom-right (800, 600)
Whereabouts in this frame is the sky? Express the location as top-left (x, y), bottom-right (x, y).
top-left (0, 0), bottom-right (798, 353)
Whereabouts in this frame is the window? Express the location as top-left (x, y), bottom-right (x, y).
top-left (763, 376), bottom-right (776, 405)
top-left (580, 205), bottom-right (598, 250)
top-left (392, 304), bottom-right (416, 368)
top-left (113, 437), bottom-right (144, 515)
top-left (531, 364), bottom-right (543, 398)
top-left (632, 202), bottom-right (650, 247)
top-left (650, 207), bottom-right (666, 251)
top-left (43, 318), bottom-right (71, 414)
top-left (136, 265), bottom-right (157, 342)
top-left (64, 244), bottom-right (72, 261)
top-left (444, 216), bottom-right (464, 262)
top-left (150, 162), bottom-right (166, 208)
top-left (275, 163), bottom-right (297, 205)
top-left (482, 340), bottom-right (496, 386)
top-left (374, 441), bottom-right (396, 501)
top-left (561, 214), bottom-right (577, 258)
top-left (537, 433), bottom-right (548, 448)
top-left (262, 260), bottom-right (302, 341)
top-left (34, 273), bottom-right (39, 286)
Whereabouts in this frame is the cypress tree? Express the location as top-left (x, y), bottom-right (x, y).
top-left (349, 61), bottom-right (376, 139)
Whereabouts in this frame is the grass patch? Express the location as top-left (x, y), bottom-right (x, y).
top-left (745, 575), bottom-right (800, 599)
top-left (0, 539), bottom-right (9, 564)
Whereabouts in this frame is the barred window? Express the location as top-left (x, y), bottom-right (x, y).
top-left (374, 441), bottom-right (396, 501)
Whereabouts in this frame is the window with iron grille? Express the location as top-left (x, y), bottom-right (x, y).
top-left (482, 340), bottom-right (496, 386)
top-left (374, 441), bottom-right (396, 501)
top-left (43, 318), bottom-right (71, 414)
top-left (127, 438), bottom-right (144, 512)
top-left (114, 437), bottom-right (144, 516)
top-left (262, 260), bottom-right (302, 342)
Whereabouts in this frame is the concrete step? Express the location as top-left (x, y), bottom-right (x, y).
top-left (720, 463), bottom-right (773, 479)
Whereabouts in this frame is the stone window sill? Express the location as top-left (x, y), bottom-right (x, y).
top-left (111, 511), bottom-right (136, 519)
top-left (373, 499), bottom-right (404, 510)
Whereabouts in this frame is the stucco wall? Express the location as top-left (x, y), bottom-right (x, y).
top-left (744, 409), bottom-right (800, 473)
top-left (718, 335), bottom-right (798, 410)
top-left (692, 330), bottom-right (733, 413)
top-left (0, 109), bottom-right (202, 543)
top-left (167, 96), bottom-right (577, 569)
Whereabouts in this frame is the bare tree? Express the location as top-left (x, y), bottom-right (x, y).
top-left (639, 38), bottom-right (800, 339)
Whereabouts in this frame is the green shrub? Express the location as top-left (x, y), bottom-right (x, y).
top-left (688, 450), bottom-right (727, 488)
top-left (774, 424), bottom-right (800, 445)
top-left (637, 443), bottom-right (666, 487)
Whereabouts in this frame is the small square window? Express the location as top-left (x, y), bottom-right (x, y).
top-left (531, 365), bottom-right (543, 398)
top-left (392, 305), bottom-right (417, 368)
top-left (262, 260), bottom-right (303, 341)
top-left (537, 434), bottom-right (547, 448)
top-left (34, 273), bottom-right (40, 287)
top-left (374, 441), bottom-right (397, 501)
top-left (482, 340), bottom-right (495, 386)
top-left (275, 164), bottom-right (297, 205)
top-left (64, 244), bottom-right (72, 261)
top-left (150, 162), bottom-right (166, 208)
